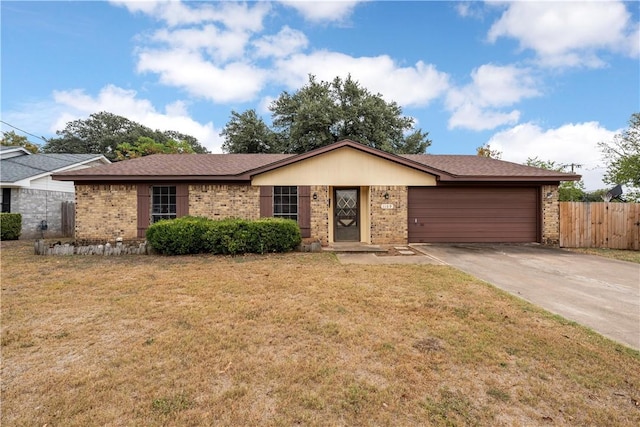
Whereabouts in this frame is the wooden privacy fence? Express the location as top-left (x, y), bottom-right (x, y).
top-left (61, 201), bottom-right (75, 238)
top-left (560, 202), bottom-right (640, 250)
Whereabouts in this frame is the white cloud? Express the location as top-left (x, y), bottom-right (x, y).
top-left (446, 64), bottom-right (540, 130)
top-left (275, 51), bottom-right (450, 107)
top-left (149, 25), bottom-right (251, 63)
top-left (119, 2), bottom-right (274, 104)
top-left (448, 104), bottom-right (521, 131)
top-left (455, 1), bottom-right (484, 19)
top-left (279, 0), bottom-right (364, 23)
top-left (109, 0), bottom-right (159, 15)
top-left (120, 1), bottom-right (447, 111)
top-left (51, 85), bottom-right (223, 153)
top-left (486, 121), bottom-right (618, 190)
top-left (487, 1), bottom-right (639, 67)
top-left (137, 48), bottom-right (267, 103)
top-left (110, 0), bottom-right (269, 30)
top-left (253, 26), bottom-right (308, 59)
top-left (258, 96), bottom-right (276, 115)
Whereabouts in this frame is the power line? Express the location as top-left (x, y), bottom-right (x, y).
top-left (0, 120), bottom-right (48, 143)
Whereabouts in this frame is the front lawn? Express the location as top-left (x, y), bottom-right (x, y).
top-left (2, 241), bottom-right (639, 426)
top-left (565, 247), bottom-right (640, 264)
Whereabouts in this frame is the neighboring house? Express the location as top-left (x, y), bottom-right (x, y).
top-left (1, 146), bottom-right (110, 238)
top-left (52, 140), bottom-right (579, 245)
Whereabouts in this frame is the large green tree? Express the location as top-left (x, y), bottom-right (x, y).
top-left (221, 75), bottom-right (431, 154)
top-left (1, 131), bottom-right (40, 153)
top-left (599, 113), bottom-right (640, 201)
top-left (115, 136), bottom-right (198, 161)
top-left (43, 112), bottom-right (208, 161)
top-left (221, 110), bottom-right (279, 153)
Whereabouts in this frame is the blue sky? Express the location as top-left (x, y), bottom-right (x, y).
top-left (1, 1), bottom-right (639, 190)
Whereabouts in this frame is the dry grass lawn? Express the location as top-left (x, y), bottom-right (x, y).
top-left (2, 240), bottom-right (639, 426)
top-left (565, 247), bottom-right (640, 264)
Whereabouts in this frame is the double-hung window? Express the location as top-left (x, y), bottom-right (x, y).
top-left (273, 186), bottom-right (298, 221)
top-left (151, 186), bottom-right (176, 222)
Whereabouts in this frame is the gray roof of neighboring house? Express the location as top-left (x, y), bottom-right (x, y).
top-left (1, 152), bottom-right (107, 183)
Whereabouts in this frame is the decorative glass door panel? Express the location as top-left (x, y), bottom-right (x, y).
top-left (334, 188), bottom-right (359, 242)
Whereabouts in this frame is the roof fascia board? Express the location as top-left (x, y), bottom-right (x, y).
top-left (23, 155), bottom-right (110, 183)
top-left (436, 179), bottom-right (569, 186)
top-left (437, 174), bottom-right (581, 182)
top-left (54, 175), bottom-right (253, 183)
top-left (0, 146), bottom-right (31, 158)
top-left (0, 180), bottom-right (29, 187)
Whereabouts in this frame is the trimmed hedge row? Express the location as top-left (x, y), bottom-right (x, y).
top-left (0, 213), bottom-right (22, 240)
top-left (146, 216), bottom-right (302, 256)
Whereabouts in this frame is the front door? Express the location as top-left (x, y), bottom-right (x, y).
top-left (334, 188), bottom-right (360, 242)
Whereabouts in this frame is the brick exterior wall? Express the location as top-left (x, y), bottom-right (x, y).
top-left (189, 185), bottom-right (260, 219)
top-left (309, 185), bottom-right (330, 245)
top-left (369, 185), bottom-right (408, 244)
top-left (541, 184), bottom-right (560, 245)
top-left (74, 182), bottom-right (554, 246)
top-left (75, 184), bottom-right (260, 241)
top-left (75, 184), bottom-right (138, 240)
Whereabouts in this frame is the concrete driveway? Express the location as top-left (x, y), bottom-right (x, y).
top-left (412, 244), bottom-right (640, 350)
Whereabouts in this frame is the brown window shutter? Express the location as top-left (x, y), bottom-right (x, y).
top-left (176, 184), bottom-right (189, 217)
top-left (260, 186), bottom-right (273, 217)
top-left (298, 186), bottom-right (311, 238)
top-left (137, 184), bottom-right (150, 238)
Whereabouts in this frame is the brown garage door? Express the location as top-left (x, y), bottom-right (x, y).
top-left (408, 187), bottom-right (539, 243)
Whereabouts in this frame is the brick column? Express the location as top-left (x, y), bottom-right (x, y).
top-left (541, 184), bottom-right (560, 245)
top-left (310, 185), bottom-right (330, 245)
top-left (370, 186), bottom-right (408, 244)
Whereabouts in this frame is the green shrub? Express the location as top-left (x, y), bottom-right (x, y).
top-left (146, 216), bottom-right (302, 256)
top-left (146, 216), bottom-right (212, 255)
top-left (249, 218), bottom-right (302, 253)
top-left (202, 218), bottom-right (250, 255)
top-left (0, 213), bottom-right (22, 240)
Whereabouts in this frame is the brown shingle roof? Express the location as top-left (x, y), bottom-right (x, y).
top-left (53, 140), bottom-right (580, 183)
top-left (401, 154), bottom-right (577, 179)
top-left (54, 153), bottom-right (293, 181)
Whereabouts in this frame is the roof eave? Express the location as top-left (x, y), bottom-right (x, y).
top-left (0, 147), bottom-right (31, 157)
top-left (8, 155), bottom-right (111, 183)
top-left (437, 174), bottom-right (581, 183)
top-left (52, 174), bottom-right (253, 182)
top-left (0, 181), bottom-right (27, 188)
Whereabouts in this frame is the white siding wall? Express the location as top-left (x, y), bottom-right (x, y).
top-left (30, 175), bottom-right (75, 193)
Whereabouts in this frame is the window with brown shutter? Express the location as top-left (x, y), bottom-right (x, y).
top-left (151, 186), bottom-right (177, 223)
top-left (137, 184), bottom-right (189, 238)
top-left (273, 186), bottom-right (298, 221)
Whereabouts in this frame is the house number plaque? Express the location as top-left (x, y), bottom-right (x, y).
top-left (381, 204), bottom-right (394, 209)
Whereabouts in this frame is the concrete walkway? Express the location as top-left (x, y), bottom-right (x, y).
top-left (333, 244), bottom-right (444, 265)
top-left (336, 252), bottom-right (443, 265)
top-left (336, 243), bottom-right (640, 350)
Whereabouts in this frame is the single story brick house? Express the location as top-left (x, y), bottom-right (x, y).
top-left (53, 140), bottom-right (579, 245)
